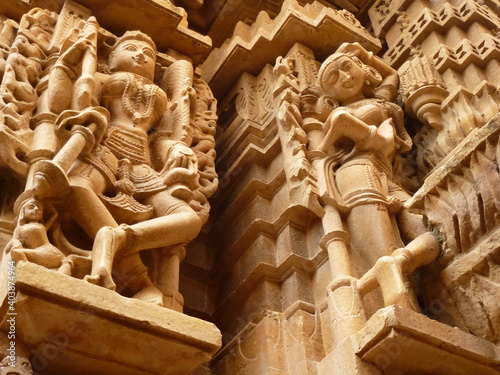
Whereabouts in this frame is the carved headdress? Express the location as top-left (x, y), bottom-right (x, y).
top-left (110, 30), bottom-right (157, 55)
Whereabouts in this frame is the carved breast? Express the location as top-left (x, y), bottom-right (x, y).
top-left (101, 72), bottom-right (168, 130)
top-left (347, 99), bottom-right (387, 126)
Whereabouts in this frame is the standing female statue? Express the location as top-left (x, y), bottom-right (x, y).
top-left (316, 43), bottom-right (435, 278)
top-left (25, 19), bottom-right (217, 306)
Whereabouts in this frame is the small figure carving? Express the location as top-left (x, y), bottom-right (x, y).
top-left (0, 19), bottom-right (18, 82)
top-left (4, 198), bottom-right (68, 273)
top-left (21, 8), bottom-right (57, 45)
top-left (0, 35), bottom-right (45, 131)
top-left (396, 11), bottom-right (410, 31)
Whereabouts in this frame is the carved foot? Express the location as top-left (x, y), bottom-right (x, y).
top-left (84, 270), bottom-right (116, 290)
top-left (162, 291), bottom-right (184, 312)
top-left (133, 285), bottom-right (164, 306)
top-left (31, 160), bottom-right (70, 200)
top-left (85, 225), bottom-right (130, 290)
top-left (58, 261), bottom-right (73, 276)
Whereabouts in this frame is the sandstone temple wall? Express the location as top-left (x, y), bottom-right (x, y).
top-left (0, 1), bottom-right (499, 374)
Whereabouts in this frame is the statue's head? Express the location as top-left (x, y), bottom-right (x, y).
top-left (108, 31), bottom-right (157, 80)
top-left (19, 198), bottom-right (43, 224)
top-left (317, 53), bottom-right (382, 104)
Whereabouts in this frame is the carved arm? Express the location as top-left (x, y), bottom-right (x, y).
top-left (46, 17), bottom-right (99, 114)
top-left (4, 238), bottom-right (22, 253)
top-left (318, 108), bottom-right (394, 153)
top-left (152, 138), bottom-right (199, 199)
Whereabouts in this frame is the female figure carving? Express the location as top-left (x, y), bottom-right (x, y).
top-left (26, 23), bottom-right (216, 307)
top-left (317, 43), bottom-right (429, 277)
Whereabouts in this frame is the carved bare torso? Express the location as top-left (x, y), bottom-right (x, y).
top-left (101, 71), bottom-right (167, 133)
top-left (88, 71), bottom-right (168, 170)
top-left (14, 222), bottom-right (51, 249)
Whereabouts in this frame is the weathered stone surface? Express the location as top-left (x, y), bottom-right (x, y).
top-left (1, 262), bottom-right (221, 375)
top-left (355, 306), bottom-right (500, 375)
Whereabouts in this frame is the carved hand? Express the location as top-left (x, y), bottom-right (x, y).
top-left (273, 56), bottom-right (295, 77)
top-left (320, 108), bottom-right (378, 152)
top-left (161, 142), bottom-right (199, 190)
top-left (4, 239), bottom-right (22, 253)
top-left (58, 37), bottom-right (94, 70)
top-left (336, 42), bottom-right (372, 62)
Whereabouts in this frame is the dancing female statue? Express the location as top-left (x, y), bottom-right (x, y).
top-left (23, 19), bottom-right (217, 307)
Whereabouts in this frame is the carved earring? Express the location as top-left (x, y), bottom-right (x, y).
top-left (365, 80), bottom-right (371, 86)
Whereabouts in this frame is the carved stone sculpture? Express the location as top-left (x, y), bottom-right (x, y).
top-left (0, 4), bottom-right (224, 374)
top-left (315, 43), bottom-right (439, 282)
top-left (0, 14), bottom-right (218, 310)
top-left (272, 42), bottom-right (440, 315)
top-left (5, 198), bottom-right (66, 272)
top-left (4, 0), bottom-right (500, 374)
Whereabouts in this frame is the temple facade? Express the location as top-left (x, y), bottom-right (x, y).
top-left (0, 0), bottom-right (500, 374)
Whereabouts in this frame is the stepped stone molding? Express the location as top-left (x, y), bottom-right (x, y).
top-left (382, 0), bottom-right (500, 68)
top-left (207, 0), bottom-right (283, 48)
top-left (354, 306), bottom-right (500, 375)
top-left (433, 33), bottom-right (500, 72)
top-left (370, 0), bottom-right (500, 175)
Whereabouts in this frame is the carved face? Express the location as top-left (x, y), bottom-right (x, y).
top-left (0, 356), bottom-right (33, 375)
top-left (109, 40), bottom-right (156, 80)
top-left (321, 55), bottom-right (365, 104)
top-left (34, 14), bottom-right (53, 32)
top-left (22, 199), bottom-right (43, 222)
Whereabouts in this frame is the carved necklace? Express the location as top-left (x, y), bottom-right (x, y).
top-left (122, 73), bottom-right (158, 122)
